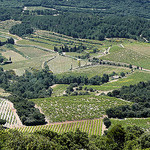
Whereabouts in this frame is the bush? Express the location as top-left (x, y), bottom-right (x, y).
top-left (103, 117), bottom-right (111, 128)
top-left (0, 119), bottom-right (6, 125)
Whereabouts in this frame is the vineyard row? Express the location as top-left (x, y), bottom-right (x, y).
top-left (16, 119), bottom-right (103, 136)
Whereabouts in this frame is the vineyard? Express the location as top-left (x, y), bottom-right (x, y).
top-left (0, 98), bottom-right (22, 128)
top-left (111, 118), bottom-right (150, 131)
top-left (31, 95), bottom-right (132, 122)
top-left (16, 118), bottom-right (103, 136)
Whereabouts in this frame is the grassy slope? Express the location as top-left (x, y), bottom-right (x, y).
top-left (90, 71), bottom-right (150, 91)
top-left (56, 65), bottom-right (130, 78)
top-left (101, 42), bottom-right (150, 69)
top-left (51, 84), bottom-right (68, 97)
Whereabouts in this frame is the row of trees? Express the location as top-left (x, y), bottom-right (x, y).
top-left (56, 74), bottom-right (109, 85)
top-left (54, 44), bottom-right (87, 53)
top-left (1, 125), bottom-right (150, 149)
top-left (106, 81), bottom-right (150, 119)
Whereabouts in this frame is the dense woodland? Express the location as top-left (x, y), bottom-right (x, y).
top-left (0, 0), bottom-right (150, 18)
top-left (0, 1), bottom-right (148, 41)
top-left (9, 14), bottom-right (150, 41)
top-left (1, 125), bottom-right (150, 150)
top-left (106, 81), bottom-right (150, 119)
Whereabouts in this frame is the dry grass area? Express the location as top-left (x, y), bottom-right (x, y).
top-left (125, 42), bottom-right (150, 56)
top-left (47, 55), bottom-right (86, 74)
top-left (16, 47), bottom-right (51, 58)
top-left (0, 88), bottom-right (10, 97)
top-left (0, 20), bottom-right (21, 30)
top-left (1, 50), bottom-right (26, 62)
top-left (2, 54), bottom-right (56, 75)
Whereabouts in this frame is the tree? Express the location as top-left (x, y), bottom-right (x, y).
top-left (120, 72), bottom-right (125, 77)
top-left (139, 133), bottom-right (150, 149)
top-left (7, 38), bottom-right (14, 44)
top-left (103, 117), bottom-right (111, 128)
top-left (129, 64), bottom-right (132, 69)
top-left (107, 124), bottom-right (126, 149)
top-left (0, 119), bottom-right (6, 125)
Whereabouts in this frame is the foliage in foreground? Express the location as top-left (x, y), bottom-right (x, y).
top-left (0, 125), bottom-right (150, 150)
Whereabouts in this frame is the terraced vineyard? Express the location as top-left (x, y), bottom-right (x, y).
top-left (0, 98), bottom-right (22, 128)
top-left (16, 118), bottom-right (103, 136)
top-left (31, 95), bottom-right (132, 122)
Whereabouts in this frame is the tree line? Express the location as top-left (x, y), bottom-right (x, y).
top-left (54, 44), bottom-right (87, 53)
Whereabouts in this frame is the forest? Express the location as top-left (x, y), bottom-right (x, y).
top-left (106, 81), bottom-right (150, 119)
top-left (9, 14), bottom-right (150, 41)
top-left (0, 0), bottom-right (150, 18)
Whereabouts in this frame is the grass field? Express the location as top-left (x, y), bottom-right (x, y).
top-left (30, 95), bottom-right (132, 122)
top-left (1, 50), bottom-right (26, 62)
top-left (51, 84), bottom-right (68, 97)
top-left (16, 47), bottom-right (51, 58)
top-left (92, 71), bottom-right (150, 91)
top-left (16, 118), bottom-right (103, 136)
top-left (26, 6), bottom-right (55, 11)
top-left (56, 65), bottom-right (130, 78)
top-left (47, 55), bottom-right (86, 74)
top-left (111, 118), bottom-right (150, 130)
top-left (101, 43), bottom-right (150, 69)
top-left (2, 54), bottom-right (55, 75)
top-left (0, 20), bottom-right (21, 30)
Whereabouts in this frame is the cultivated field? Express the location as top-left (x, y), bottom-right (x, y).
top-left (0, 98), bottom-right (22, 128)
top-left (30, 95), bottom-right (132, 123)
top-left (47, 55), bottom-right (86, 74)
top-left (16, 118), bottom-right (103, 136)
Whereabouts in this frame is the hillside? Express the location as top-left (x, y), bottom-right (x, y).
top-left (0, 1), bottom-right (150, 149)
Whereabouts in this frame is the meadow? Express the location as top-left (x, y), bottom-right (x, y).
top-left (51, 84), bottom-right (68, 97)
top-left (30, 95), bottom-right (132, 123)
